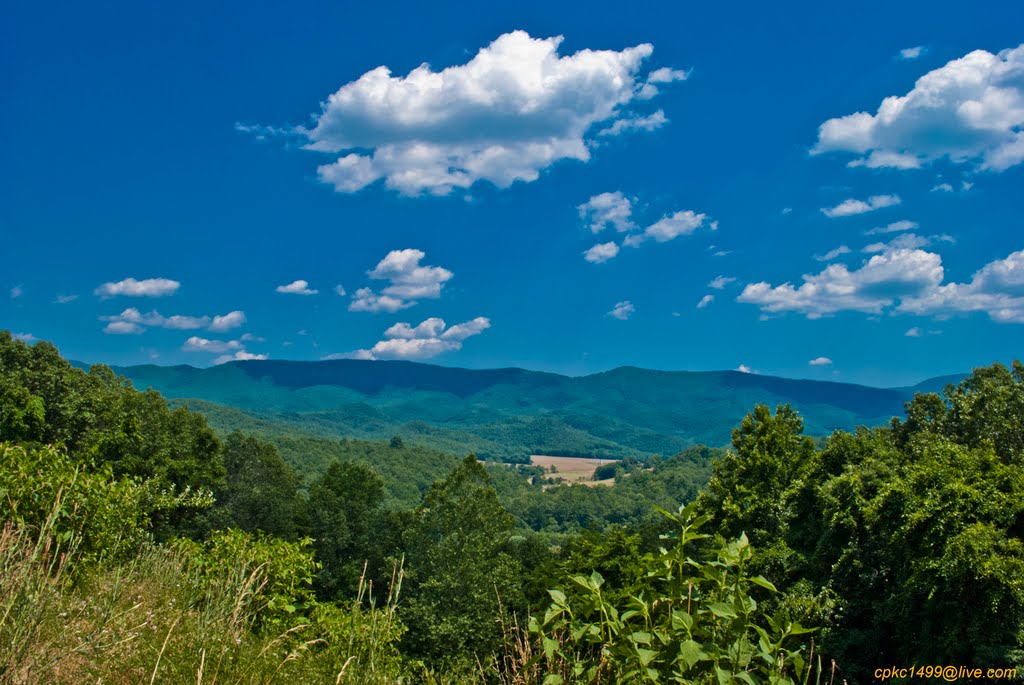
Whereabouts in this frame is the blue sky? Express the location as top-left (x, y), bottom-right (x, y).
top-left (2, 0), bottom-right (1022, 386)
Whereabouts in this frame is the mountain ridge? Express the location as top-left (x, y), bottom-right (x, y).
top-left (102, 358), bottom-right (966, 463)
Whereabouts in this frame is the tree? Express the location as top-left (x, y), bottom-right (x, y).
top-left (400, 455), bottom-right (526, 665)
top-left (308, 459), bottom-right (389, 599)
top-left (698, 403), bottom-right (816, 544)
top-left (219, 432), bottom-right (305, 540)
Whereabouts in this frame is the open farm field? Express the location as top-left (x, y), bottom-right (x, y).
top-left (530, 454), bottom-right (612, 482)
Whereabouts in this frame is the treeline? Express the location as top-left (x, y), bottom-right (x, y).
top-left (1, 330), bottom-right (1022, 682)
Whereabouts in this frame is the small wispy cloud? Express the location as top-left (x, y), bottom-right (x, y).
top-left (708, 276), bottom-right (736, 290)
top-left (898, 46), bottom-right (925, 60)
top-left (814, 245), bottom-right (851, 261)
top-left (608, 301), bottom-right (635, 320)
top-left (865, 220), bottom-right (919, 235)
top-left (821, 195), bottom-right (900, 218)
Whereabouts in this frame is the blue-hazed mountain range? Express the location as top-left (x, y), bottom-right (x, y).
top-left (108, 359), bottom-right (963, 462)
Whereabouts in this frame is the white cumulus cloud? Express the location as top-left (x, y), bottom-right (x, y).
top-left (809, 356), bottom-right (833, 366)
top-left (739, 242), bottom-right (1024, 324)
top-left (103, 321), bottom-right (143, 335)
top-left (579, 192), bottom-right (635, 233)
top-left (624, 210), bottom-right (710, 247)
top-left (583, 242), bottom-right (620, 264)
top-left (100, 308), bottom-right (247, 334)
top-left (738, 248), bottom-right (945, 318)
top-left (348, 288), bottom-right (414, 314)
top-left (209, 310), bottom-right (247, 332)
top-left (331, 316), bottom-right (491, 360)
top-left (897, 249), bottom-right (1024, 322)
top-left (814, 44), bottom-right (1024, 171)
top-left (95, 277), bottom-right (180, 299)
top-left (349, 249), bottom-right (453, 312)
top-left (276, 280), bottom-right (319, 295)
top-left (295, 31), bottom-right (685, 195)
top-left (214, 350), bottom-right (269, 365)
top-left (697, 294), bottom-right (714, 309)
top-left (183, 337), bottom-right (242, 353)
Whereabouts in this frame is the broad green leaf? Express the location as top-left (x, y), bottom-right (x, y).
top-left (542, 637), bottom-right (557, 661)
top-left (709, 602), bottom-right (738, 619)
top-left (747, 575), bottom-right (778, 592)
top-left (678, 639), bottom-right (707, 668)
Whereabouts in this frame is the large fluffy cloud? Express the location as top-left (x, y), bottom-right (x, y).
top-left (330, 316), bottom-right (491, 360)
top-left (298, 31), bottom-right (684, 195)
top-left (739, 244), bottom-right (1024, 323)
top-left (814, 44), bottom-right (1024, 171)
top-left (95, 277), bottom-right (180, 298)
top-left (350, 249), bottom-right (453, 312)
top-left (898, 249), bottom-right (1024, 322)
top-left (738, 248), bottom-right (945, 318)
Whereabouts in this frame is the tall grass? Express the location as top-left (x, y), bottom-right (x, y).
top-left (0, 491), bottom-right (409, 684)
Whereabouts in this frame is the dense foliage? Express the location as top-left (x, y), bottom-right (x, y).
top-left (2, 330), bottom-right (1021, 683)
top-left (696, 363), bottom-right (1024, 676)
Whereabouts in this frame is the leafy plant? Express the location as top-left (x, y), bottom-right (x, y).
top-left (532, 503), bottom-right (817, 684)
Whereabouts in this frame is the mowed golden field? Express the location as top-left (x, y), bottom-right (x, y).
top-left (530, 455), bottom-right (614, 487)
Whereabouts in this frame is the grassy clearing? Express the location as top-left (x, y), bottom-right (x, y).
top-left (529, 455), bottom-right (610, 482)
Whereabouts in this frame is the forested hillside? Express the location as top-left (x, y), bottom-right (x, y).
top-left (2, 331), bottom-right (1021, 683)
top-left (110, 358), bottom-right (961, 463)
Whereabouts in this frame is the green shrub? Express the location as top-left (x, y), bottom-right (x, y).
top-left (532, 504), bottom-right (818, 684)
top-left (174, 528), bottom-right (318, 632)
top-left (0, 442), bottom-right (147, 565)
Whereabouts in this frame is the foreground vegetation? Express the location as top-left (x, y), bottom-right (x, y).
top-left (1, 330), bottom-right (1021, 682)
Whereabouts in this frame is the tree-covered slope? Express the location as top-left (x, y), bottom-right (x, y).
top-left (112, 359), bottom-right (960, 462)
